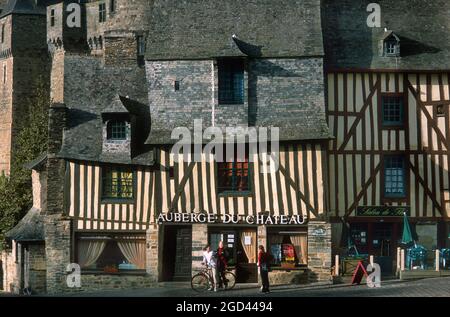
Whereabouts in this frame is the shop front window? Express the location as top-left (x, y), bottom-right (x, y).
top-left (349, 223), bottom-right (369, 255)
top-left (268, 229), bottom-right (308, 267)
top-left (76, 234), bottom-right (146, 272)
top-left (210, 232), bottom-right (237, 267)
top-left (209, 229), bottom-right (257, 267)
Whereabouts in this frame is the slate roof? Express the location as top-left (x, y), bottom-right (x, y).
top-left (0, 0), bottom-right (49, 18)
top-left (145, 0), bottom-right (324, 60)
top-left (23, 153), bottom-right (47, 171)
top-left (322, 0), bottom-right (450, 70)
top-left (59, 95), bottom-right (154, 166)
top-left (57, 57), bottom-right (154, 166)
top-left (5, 207), bottom-right (44, 242)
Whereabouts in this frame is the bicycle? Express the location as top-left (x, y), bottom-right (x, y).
top-left (191, 265), bottom-right (236, 292)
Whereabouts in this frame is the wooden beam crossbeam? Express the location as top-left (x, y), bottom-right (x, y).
top-left (338, 79), bottom-right (380, 152)
top-left (276, 157), bottom-right (319, 219)
top-left (408, 161), bottom-right (443, 216)
top-left (407, 81), bottom-right (449, 151)
top-left (169, 161), bottom-right (196, 211)
top-left (344, 162), bottom-right (382, 218)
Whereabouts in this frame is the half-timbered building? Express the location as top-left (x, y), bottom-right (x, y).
top-left (323, 0), bottom-right (450, 273)
top-left (38, 0), bottom-right (333, 293)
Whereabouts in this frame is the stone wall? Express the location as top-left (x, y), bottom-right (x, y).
top-left (63, 274), bottom-right (154, 293)
top-left (44, 215), bottom-right (71, 294)
top-left (1, 249), bottom-right (18, 293)
top-left (104, 32), bottom-right (139, 67)
top-left (146, 60), bottom-right (216, 135)
top-left (32, 169), bottom-right (48, 211)
top-left (0, 56), bottom-right (13, 173)
top-left (269, 270), bottom-right (309, 286)
top-left (27, 243), bottom-right (47, 294)
top-left (307, 221), bottom-right (332, 283)
top-left (145, 58), bottom-right (326, 141)
top-left (192, 224), bottom-right (208, 274)
top-left (47, 1), bottom-right (87, 50)
top-left (45, 104), bottom-right (71, 294)
top-left (146, 225), bottom-right (161, 282)
top-left (0, 12), bottom-right (49, 175)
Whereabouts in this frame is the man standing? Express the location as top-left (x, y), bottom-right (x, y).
top-left (202, 245), bottom-right (219, 292)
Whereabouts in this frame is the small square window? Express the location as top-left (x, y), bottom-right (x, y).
top-left (382, 95), bottom-right (404, 127)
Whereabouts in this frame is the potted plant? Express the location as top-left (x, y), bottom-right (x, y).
top-left (104, 265), bottom-right (119, 273)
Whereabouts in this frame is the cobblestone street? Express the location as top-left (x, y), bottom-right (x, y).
top-left (42, 277), bottom-right (449, 298)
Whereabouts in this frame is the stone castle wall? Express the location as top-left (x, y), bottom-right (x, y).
top-left (0, 13), bottom-right (49, 174)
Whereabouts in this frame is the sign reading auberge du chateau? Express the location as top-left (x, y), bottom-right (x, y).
top-left (157, 212), bottom-right (308, 225)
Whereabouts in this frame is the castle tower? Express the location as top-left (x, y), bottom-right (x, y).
top-left (0, 0), bottom-right (50, 174)
top-left (85, 0), bottom-right (151, 66)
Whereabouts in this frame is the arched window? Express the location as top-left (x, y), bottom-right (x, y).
top-left (107, 120), bottom-right (127, 140)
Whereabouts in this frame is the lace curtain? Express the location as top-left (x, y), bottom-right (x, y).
top-left (117, 239), bottom-right (146, 269)
top-left (78, 240), bottom-right (107, 268)
top-left (290, 235), bottom-right (308, 265)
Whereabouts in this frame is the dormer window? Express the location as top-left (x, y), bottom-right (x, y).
top-left (107, 120), bottom-right (127, 140)
top-left (382, 31), bottom-right (400, 57)
top-left (386, 41), bottom-right (397, 55)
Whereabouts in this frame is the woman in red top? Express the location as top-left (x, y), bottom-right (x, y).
top-left (258, 245), bottom-right (271, 293)
top-left (217, 241), bottom-right (228, 288)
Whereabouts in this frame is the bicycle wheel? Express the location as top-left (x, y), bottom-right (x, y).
top-left (191, 273), bottom-right (210, 292)
top-left (223, 271), bottom-right (236, 290)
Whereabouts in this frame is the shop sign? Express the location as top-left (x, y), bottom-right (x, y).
top-left (311, 226), bottom-right (327, 237)
top-left (157, 212), bottom-right (308, 225)
top-left (356, 206), bottom-right (410, 217)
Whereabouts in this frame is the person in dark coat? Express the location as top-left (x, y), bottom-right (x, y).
top-left (258, 245), bottom-right (271, 293)
top-left (217, 241), bottom-right (228, 288)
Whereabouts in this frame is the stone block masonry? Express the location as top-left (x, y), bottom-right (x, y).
top-left (192, 224), bottom-right (208, 273)
top-left (307, 221), bottom-right (333, 283)
top-left (146, 225), bottom-right (161, 282)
